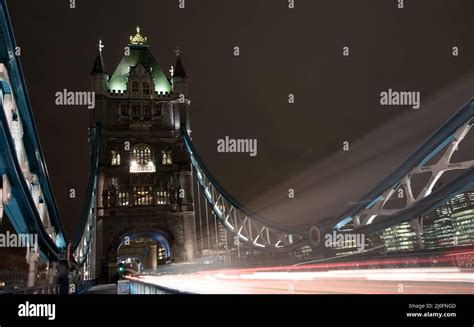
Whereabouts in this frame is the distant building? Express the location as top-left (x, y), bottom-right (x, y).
top-left (380, 190), bottom-right (474, 252)
top-left (381, 222), bottom-right (419, 252)
top-left (423, 190), bottom-right (474, 249)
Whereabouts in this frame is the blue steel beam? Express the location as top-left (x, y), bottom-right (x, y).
top-left (0, 0), bottom-right (66, 248)
top-left (329, 98), bottom-right (474, 232)
top-left (0, 99), bottom-right (63, 260)
top-left (72, 124), bottom-right (100, 249)
top-left (355, 167), bottom-right (474, 235)
top-left (71, 124), bottom-right (100, 267)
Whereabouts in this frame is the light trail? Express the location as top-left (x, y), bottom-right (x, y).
top-left (128, 249), bottom-right (474, 294)
top-left (130, 267), bottom-right (474, 294)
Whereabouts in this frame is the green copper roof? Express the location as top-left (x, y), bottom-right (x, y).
top-left (107, 44), bottom-right (172, 93)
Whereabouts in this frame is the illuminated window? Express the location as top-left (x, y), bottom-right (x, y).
top-left (162, 151), bottom-right (172, 165)
top-left (118, 192), bottom-right (129, 206)
top-left (217, 221), bottom-right (227, 246)
top-left (157, 247), bottom-right (165, 260)
top-left (134, 186), bottom-right (153, 206)
top-left (131, 81), bottom-right (139, 94)
top-left (143, 82), bottom-right (150, 95)
top-left (130, 144), bottom-right (155, 173)
top-left (157, 190), bottom-right (169, 205)
top-left (132, 144), bottom-right (151, 164)
top-left (111, 151), bottom-right (121, 166)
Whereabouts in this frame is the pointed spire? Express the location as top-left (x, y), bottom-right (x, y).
top-left (91, 39), bottom-right (106, 74)
top-left (173, 47), bottom-right (187, 78)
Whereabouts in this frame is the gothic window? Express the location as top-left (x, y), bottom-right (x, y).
top-left (130, 144), bottom-right (155, 173)
top-left (132, 144), bottom-right (152, 164)
top-left (162, 150), bottom-right (172, 165)
top-left (133, 186), bottom-right (153, 206)
top-left (157, 190), bottom-right (169, 205)
top-left (118, 192), bottom-right (129, 206)
top-left (111, 151), bottom-right (121, 166)
top-left (143, 82), bottom-right (150, 95)
top-left (131, 81), bottom-right (139, 94)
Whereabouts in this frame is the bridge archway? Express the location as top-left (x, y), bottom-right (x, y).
top-left (117, 255), bottom-right (145, 274)
top-left (108, 228), bottom-right (173, 278)
top-left (112, 229), bottom-right (172, 258)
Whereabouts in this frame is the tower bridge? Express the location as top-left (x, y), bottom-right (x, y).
top-left (0, 0), bottom-right (472, 294)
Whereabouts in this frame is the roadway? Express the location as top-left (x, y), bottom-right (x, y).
top-left (130, 267), bottom-right (474, 294)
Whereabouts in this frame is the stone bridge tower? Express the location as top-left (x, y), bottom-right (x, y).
top-left (89, 27), bottom-right (195, 281)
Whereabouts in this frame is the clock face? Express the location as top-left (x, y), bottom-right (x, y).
top-left (0, 0), bottom-right (473, 299)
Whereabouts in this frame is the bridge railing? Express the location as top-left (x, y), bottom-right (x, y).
top-left (127, 278), bottom-right (189, 294)
top-left (7, 284), bottom-right (62, 295)
top-left (75, 278), bottom-right (98, 294)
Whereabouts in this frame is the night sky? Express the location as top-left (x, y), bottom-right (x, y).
top-left (5, 0), bottom-right (474, 236)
